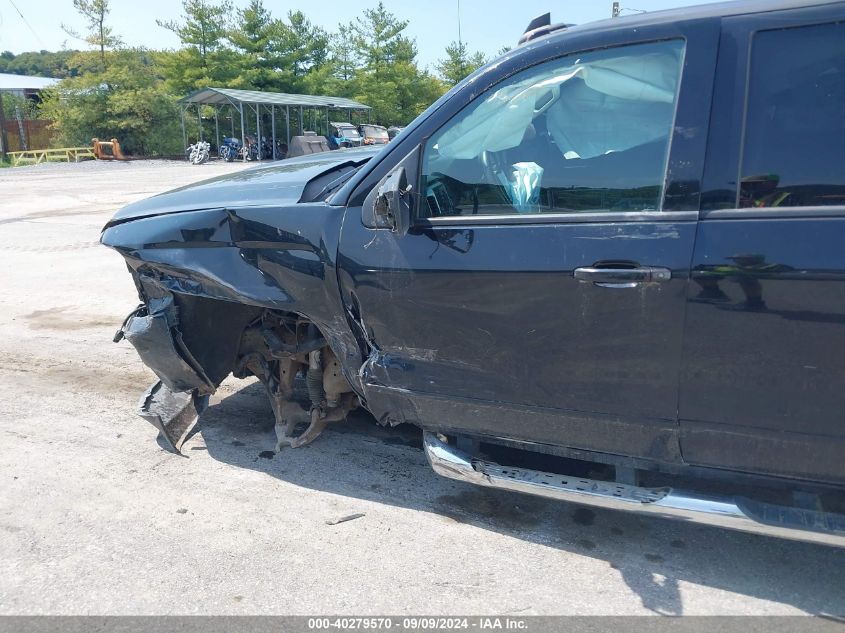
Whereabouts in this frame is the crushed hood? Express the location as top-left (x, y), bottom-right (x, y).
top-left (104, 147), bottom-right (380, 228)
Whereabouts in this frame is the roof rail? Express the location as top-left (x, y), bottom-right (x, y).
top-left (518, 13), bottom-right (572, 45)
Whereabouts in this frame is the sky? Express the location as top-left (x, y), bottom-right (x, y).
top-left (0, 0), bottom-right (723, 72)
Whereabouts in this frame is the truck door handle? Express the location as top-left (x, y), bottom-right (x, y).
top-left (574, 266), bottom-right (672, 287)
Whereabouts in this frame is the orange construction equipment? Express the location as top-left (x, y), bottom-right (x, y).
top-left (91, 138), bottom-right (127, 160)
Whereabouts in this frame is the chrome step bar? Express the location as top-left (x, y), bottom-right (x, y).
top-left (423, 432), bottom-right (845, 547)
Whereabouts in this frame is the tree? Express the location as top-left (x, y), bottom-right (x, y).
top-left (436, 40), bottom-right (486, 86)
top-left (0, 50), bottom-right (79, 78)
top-left (41, 48), bottom-right (181, 155)
top-left (305, 23), bottom-right (360, 99)
top-left (62, 0), bottom-right (121, 67)
top-left (156, 0), bottom-right (239, 94)
top-left (354, 3), bottom-right (412, 82)
top-left (227, 0), bottom-right (279, 90)
top-left (228, 0), bottom-right (273, 54)
top-left (157, 0), bottom-right (232, 69)
top-left (280, 11), bottom-right (329, 84)
top-left (38, 0), bottom-right (452, 153)
top-left (1, 91), bottom-right (38, 120)
top-left (0, 51), bottom-right (13, 74)
top-left (330, 25), bottom-right (358, 83)
top-left (351, 3), bottom-right (445, 125)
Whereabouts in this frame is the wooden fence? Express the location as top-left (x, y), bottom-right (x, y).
top-left (3, 119), bottom-right (53, 153)
top-left (7, 147), bottom-right (95, 166)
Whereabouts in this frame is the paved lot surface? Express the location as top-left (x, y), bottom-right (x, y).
top-left (0, 160), bottom-right (844, 616)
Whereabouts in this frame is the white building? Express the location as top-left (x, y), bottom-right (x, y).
top-left (0, 73), bottom-right (59, 99)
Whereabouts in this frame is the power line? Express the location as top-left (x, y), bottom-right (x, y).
top-left (6, 0), bottom-right (42, 45)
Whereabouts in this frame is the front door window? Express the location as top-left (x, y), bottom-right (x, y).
top-left (421, 40), bottom-right (685, 217)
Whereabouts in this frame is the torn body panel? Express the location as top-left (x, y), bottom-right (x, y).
top-left (138, 381), bottom-right (208, 453)
top-left (103, 202), bottom-right (365, 382)
top-left (113, 292), bottom-right (239, 452)
top-left (117, 298), bottom-right (214, 394)
top-left (102, 173), bottom-right (367, 452)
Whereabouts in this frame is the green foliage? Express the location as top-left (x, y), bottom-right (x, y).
top-left (42, 0), bottom-right (465, 155)
top-left (224, 5), bottom-right (330, 93)
top-left (353, 3), bottom-right (411, 71)
top-left (39, 0), bottom-right (179, 155)
top-left (228, 0), bottom-right (273, 56)
top-left (157, 1), bottom-right (232, 70)
top-left (226, 0), bottom-right (278, 90)
top-left (437, 40), bottom-right (487, 86)
top-left (155, 46), bottom-right (241, 95)
top-left (282, 11), bottom-right (330, 82)
top-left (0, 50), bottom-right (80, 78)
top-left (62, 0), bottom-right (122, 66)
top-left (330, 25), bottom-right (358, 83)
top-left (41, 49), bottom-right (181, 155)
top-left (1, 92), bottom-right (39, 120)
top-left (348, 2), bottom-right (446, 125)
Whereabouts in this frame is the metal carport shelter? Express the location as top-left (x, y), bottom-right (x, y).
top-left (179, 87), bottom-right (372, 161)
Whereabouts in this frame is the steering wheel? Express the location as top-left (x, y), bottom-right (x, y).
top-left (480, 149), bottom-right (497, 184)
top-left (470, 186), bottom-right (479, 214)
top-left (479, 149), bottom-right (514, 208)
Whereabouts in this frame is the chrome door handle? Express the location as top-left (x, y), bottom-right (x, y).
top-left (574, 266), bottom-right (672, 287)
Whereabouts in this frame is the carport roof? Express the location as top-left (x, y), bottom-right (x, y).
top-left (180, 87), bottom-right (371, 110)
top-left (0, 72), bottom-right (59, 91)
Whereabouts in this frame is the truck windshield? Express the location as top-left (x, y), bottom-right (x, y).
top-left (339, 127), bottom-right (361, 139)
top-left (361, 126), bottom-right (389, 140)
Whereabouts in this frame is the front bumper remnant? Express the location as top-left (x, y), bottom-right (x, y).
top-left (138, 381), bottom-right (208, 453)
top-left (117, 299), bottom-right (214, 394)
top-left (115, 296), bottom-right (215, 453)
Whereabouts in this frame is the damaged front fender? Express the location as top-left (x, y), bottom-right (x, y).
top-left (103, 198), bottom-right (367, 453)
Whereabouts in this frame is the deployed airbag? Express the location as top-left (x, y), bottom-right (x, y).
top-left (433, 40), bottom-right (683, 162)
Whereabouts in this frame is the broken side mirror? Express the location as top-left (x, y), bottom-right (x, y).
top-left (362, 146), bottom-right (419, 235)
top-left (373, 167), bottom-right (412, 234)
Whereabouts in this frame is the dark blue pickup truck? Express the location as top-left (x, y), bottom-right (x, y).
top-left (102, 0), bottom-right (845, 546)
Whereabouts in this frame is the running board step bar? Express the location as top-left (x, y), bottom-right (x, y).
top-left (423, 432), bottom-right (845, 547)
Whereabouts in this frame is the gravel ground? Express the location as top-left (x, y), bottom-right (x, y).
top-left (0, 159), bottom-right (843, 616)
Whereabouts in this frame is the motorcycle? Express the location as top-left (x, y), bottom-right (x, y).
top-left (244, 135), bottom-right (260, 161)
top-left (260, 136), bottom-right (274, 160)
top-left (250, 138), bottom-right (289, 160)
top-left (186, 140), bottom-right (211, 165)
top-left (219, 137), bottom-right (241, 162)
top-left (219, 136), bottom-right (260, 162)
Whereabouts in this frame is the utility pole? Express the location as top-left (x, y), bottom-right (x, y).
top-left (14, 105), bottom-right (27, 151)
top-left (612, 2), bottom-right (621, 17)
top-left (0, 90), bottom-right (7, 161)
top-left (457, 0), bottom-right (464, 77)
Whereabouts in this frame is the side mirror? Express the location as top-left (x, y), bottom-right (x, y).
top-left (373, 166), bottom-right (412, 234)
top-left (362, 145), bottom-right (420, 233)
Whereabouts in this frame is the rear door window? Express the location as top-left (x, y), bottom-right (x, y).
top-left (740, 22), bottom-right (845, 208)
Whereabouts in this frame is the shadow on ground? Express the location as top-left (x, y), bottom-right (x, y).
top-left (196, 380), bottom-right (845, 616)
